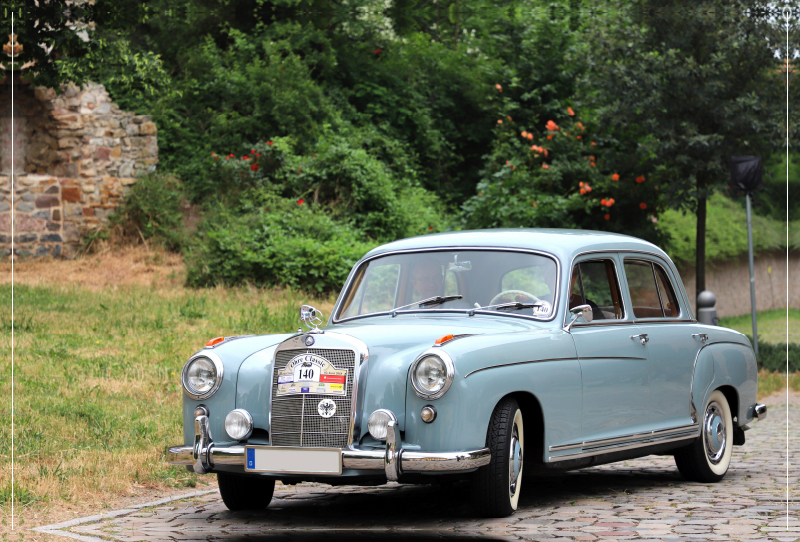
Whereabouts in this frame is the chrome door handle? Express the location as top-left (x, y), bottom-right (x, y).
top-left (692, 333), bottom-right (709, 343)
top-left (630, 334), bottom-right (649, 345)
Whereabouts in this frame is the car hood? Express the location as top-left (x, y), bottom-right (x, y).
top-left (326, 314), bottom-right (554, 433)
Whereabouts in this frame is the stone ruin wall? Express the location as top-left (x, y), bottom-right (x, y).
top-left (0, 81), bottom-right (157, 258)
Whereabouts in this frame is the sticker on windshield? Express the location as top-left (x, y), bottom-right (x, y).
top-left (276, 353), bottom-right (348, 397)
top-left (533, 301), bottom-right (552, 316)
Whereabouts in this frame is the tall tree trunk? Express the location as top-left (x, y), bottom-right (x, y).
top-left (695, 193), bottom-right (706, 301)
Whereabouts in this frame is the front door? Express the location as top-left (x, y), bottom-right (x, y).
top-left (568, 256), bottom-right (651, 443)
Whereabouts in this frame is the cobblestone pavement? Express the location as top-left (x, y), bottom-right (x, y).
top-left (37, 397), bottom-right (798, 542)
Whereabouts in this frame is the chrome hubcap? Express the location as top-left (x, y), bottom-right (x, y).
top-left (509, 421), bottom-right (523, 496)
top-left (704, 401), bottom-right (726, 464)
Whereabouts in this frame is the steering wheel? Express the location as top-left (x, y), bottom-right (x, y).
top-left (489, 290), bottom-right (540, 307)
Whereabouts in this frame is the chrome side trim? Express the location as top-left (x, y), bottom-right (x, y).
top-left (464, 357), bottom-right (575, 379)
top-left (754, 403), bottom-right (767, 421)
top-left (330, 246), bottom-right (561, 324)
top-left (548, 423), bottom-right (699, 453)
top-left (577, 356), bottom-right (647, 361)
top-left (689, 341), bottom-right (752, 423)
top-left (269, 332), bottom-right (369, 447)
top-left (181, 352), bottom-right (225, 400)
top-left (548, 432), bottom-right (697, 463)
top-left (410, 348), bottom-right (454, 399)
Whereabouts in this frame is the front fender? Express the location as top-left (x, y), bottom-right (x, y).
top-left (181, 334), bottom-right (295, 446)
top-left (691, 341), bottom-right (758, 425)
top-left (403, 331), bottom-right (580, 455)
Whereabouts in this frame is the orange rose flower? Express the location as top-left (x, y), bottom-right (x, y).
top-left (639, 202), bottom-right (647, 210)
top-left (611, 173), bottom-right (620, 181)
top-left (567, 107), bottom-right (575, 116)
top-left (580, 188), bottom-right (586, 195)
top-left (636, 175), bottom-right (645, 184)
top-left (542, 164), bottom-right (549, 169)
top-left (546, 120), bottom-right (559, 131)
top-left (604, 213), bottom-right (610, 220)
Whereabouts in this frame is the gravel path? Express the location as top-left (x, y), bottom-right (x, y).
top-left (35, 395), bottom-right (798, 542)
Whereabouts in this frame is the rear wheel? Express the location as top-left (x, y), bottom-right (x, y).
top-left (217, 472), bottom-right (275, 511)
top-left (674, 390), bottom-right (733, 483)
top-left (471, 397), bottom-right (524, 517)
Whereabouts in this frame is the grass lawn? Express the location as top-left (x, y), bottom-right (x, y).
top-left (0, 250), bottom-right (796, 527)
top-left (718, 308), bottom-right (800, 344)
top-left (0, 255), bottom-right (335, 528)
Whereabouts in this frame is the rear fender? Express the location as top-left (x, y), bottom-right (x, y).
top-left (691, 342), bottom-right (757, 425)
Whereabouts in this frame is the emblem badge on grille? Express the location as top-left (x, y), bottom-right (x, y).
top-left (305, 335), bottom-right (315, 346)
top-left (317, 399), bottom-right (336, 418)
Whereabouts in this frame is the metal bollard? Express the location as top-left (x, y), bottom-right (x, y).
top-left (696, 290), bottom-right (718, 326)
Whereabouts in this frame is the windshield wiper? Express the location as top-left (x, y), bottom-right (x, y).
top-left (391, 295), bottom-right (463, 316)
top-left (469, 301), bottom-right (543, 315)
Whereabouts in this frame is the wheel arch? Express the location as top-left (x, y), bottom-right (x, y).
top-left (500, 391), bottom-right (545, 465)
top-left (715, 384), bottom-right (740, 424)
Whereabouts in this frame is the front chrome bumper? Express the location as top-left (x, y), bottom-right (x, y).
top-left (754, 403), bottom-right (767, 421)
top-left (167, 411), bottom-right (490, 479)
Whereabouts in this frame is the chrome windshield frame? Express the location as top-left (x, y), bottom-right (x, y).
top-left (330, 247), bottom-right (562, 325)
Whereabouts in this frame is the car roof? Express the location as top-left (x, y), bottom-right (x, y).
top-left (363, 228), bottom-right (671, 266)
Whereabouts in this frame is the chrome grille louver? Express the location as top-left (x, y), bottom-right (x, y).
top-left (270, 347), bottom-right (357, 448)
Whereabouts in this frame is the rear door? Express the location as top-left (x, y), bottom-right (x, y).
top-left (621, 256), bottom-right (700, 430)
top-left (568, 255), bottom-right (651, 443)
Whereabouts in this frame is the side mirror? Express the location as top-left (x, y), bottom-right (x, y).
top-left (563, 304), bottom-right (593, 333)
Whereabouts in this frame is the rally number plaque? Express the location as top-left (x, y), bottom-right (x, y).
top-left (276, 353), bottom-right (348, 396)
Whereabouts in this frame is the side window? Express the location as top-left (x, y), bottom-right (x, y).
top-left (654, 264), bottom-right (680, 317)
top-left (568, 259), bottom-right (624, 320)
top-left (624, 259), bottom-right (679, 318)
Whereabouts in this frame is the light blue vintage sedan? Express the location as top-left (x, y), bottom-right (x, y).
top-left (167, 229), bottom-right (767, 517)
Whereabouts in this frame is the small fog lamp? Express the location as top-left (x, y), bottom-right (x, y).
top-left (194, 405), bottom-right (208, 418)
top-left (420, 405), bottom-right (437, 423)
top-left (225, 409), bottom-right (253, 440)
top-left (367, 409), bottom-right (396, 441)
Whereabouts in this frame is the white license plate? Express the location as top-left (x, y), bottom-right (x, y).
top-left (244, 446), bottom-right (342, 475)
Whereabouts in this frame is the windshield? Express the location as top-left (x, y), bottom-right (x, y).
top-left (336, 250), bottom-right (558, 320)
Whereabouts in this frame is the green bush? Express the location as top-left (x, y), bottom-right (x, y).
top-left (658, 193), bottom-right (790, 267)
top-left (185, 193), bottom-right (379, 292)
top-left (744, 335), bottom-right (800, 373)
top-left (111, 174), bottom-right (187, 251)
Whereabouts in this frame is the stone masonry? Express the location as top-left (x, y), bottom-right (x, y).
top-left (0, 78), bottom-right (157, 258)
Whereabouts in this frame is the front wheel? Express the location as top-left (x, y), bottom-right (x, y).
top-left (674, 389), bottom-right (733, 483)
top-left (471, 397), bottom-right (524, 517)
top-left (217, 472), bottom-right (275, 511)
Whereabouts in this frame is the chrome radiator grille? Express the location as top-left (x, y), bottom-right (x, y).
top-left (270, 348), bottom-right (356, 448)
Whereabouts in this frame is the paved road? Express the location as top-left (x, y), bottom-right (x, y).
top-left (42, 396), bottom-right (798, 542)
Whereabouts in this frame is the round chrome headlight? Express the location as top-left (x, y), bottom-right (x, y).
top-left (410, 352), bottom-right (454, 400)
top-left (367, 409), bottom-right (396, 441)
top-left (225, 409), bottom-right (254, 440)
top-left (181, 354), bottom-right (224, 399)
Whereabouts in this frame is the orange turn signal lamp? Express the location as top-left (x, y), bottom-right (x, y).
top-left (434, 334), bottom-right (454, 346)
top-left (206, 336), bottom-right (225, 347)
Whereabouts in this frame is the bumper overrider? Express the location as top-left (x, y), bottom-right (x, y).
top-left (167, 412), bottom-right (491, 481)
